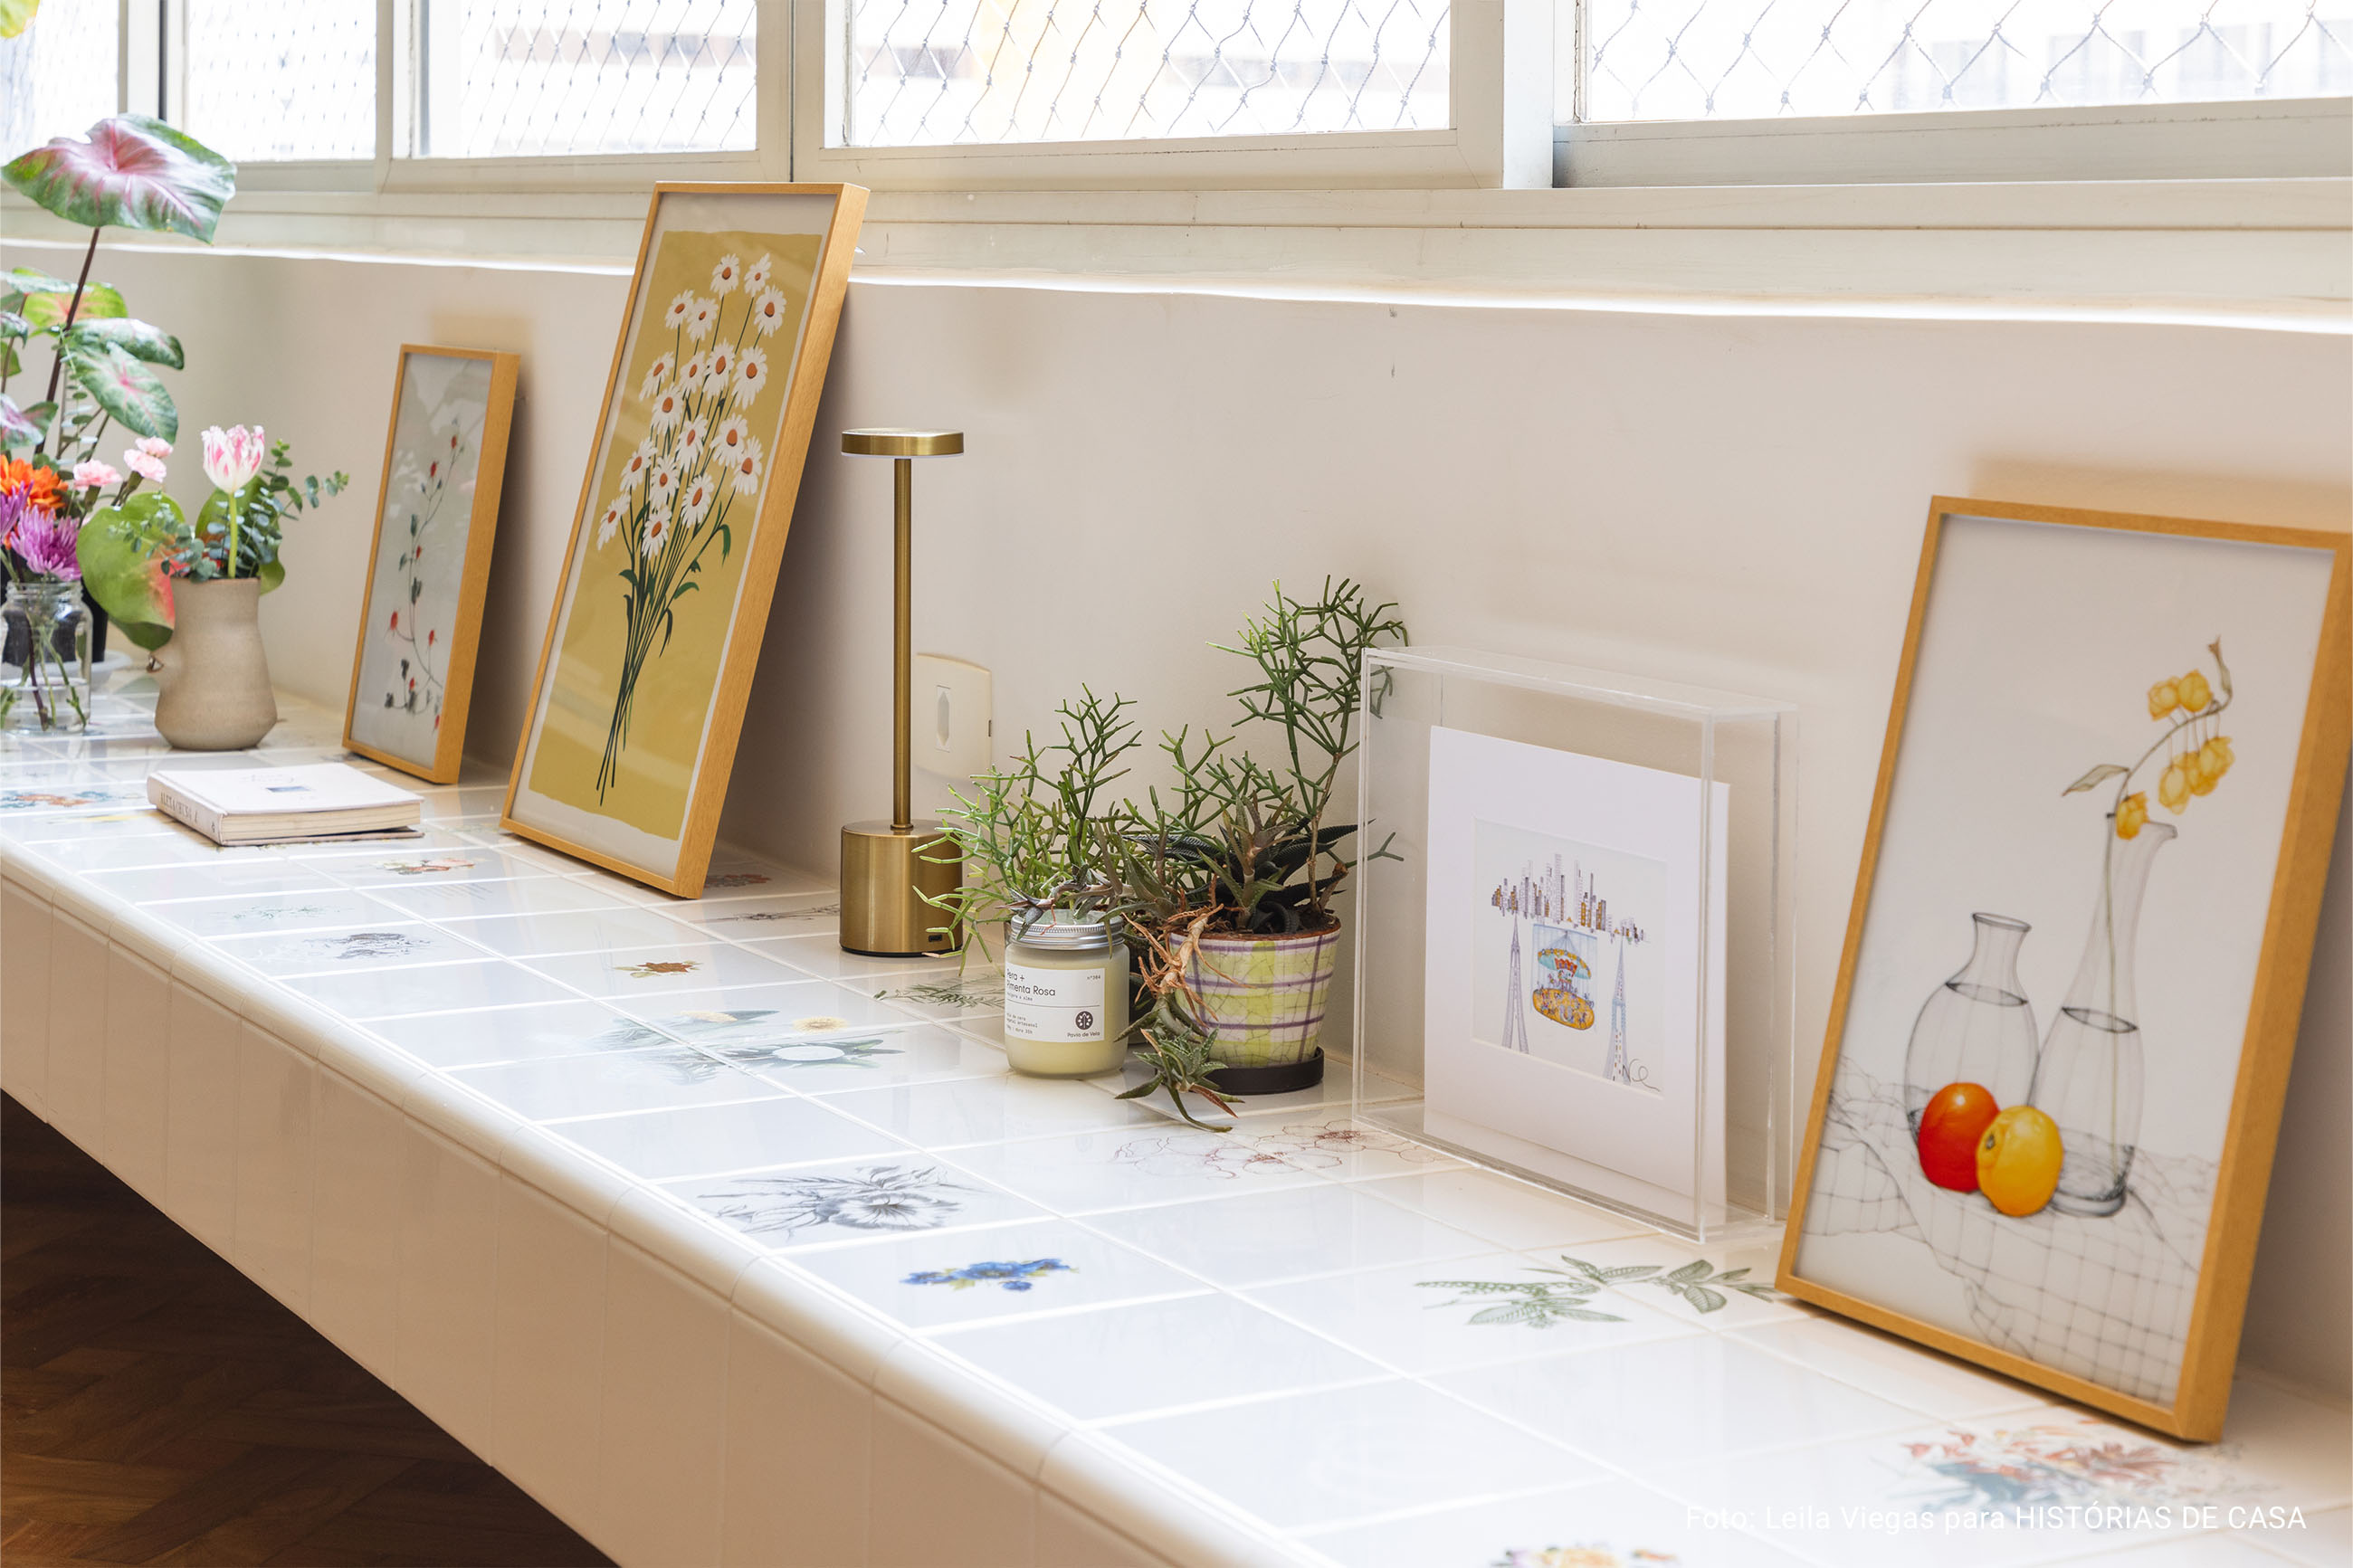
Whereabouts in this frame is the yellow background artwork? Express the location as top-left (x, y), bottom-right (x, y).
top-left (526, 228), bottom-right (820, 841)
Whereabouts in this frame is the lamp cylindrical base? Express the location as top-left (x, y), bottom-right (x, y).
top-left (840, 821), bottom-right (962, 956)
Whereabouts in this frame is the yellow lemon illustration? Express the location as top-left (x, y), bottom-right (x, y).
top-left (2146, 679), bottom-right (2178, 719)
top-left (2114, 792), bottom-right (2148, 841)
top-left (2178, 670), bottom-right (2212, 712)
top-left (1977, 1106), bottom-right (2064, 1217)
top-left (2158, 760), bottom-right (2191, 813)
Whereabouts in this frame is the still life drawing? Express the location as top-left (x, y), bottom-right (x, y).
top-left (1785, 500), bottom-right (2348, 1440)
top-left (346, 347), bottom-right (517, 782)
top-left (504, 185), bottom-right (863, 895)
top-left (1476, 823), bottom-right (1659, 1091)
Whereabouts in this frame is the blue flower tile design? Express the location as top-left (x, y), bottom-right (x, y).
top-left (902, 1259), bottom-right (1074, 1293)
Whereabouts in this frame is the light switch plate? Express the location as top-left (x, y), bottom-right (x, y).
top-left (913, 653), bottom-right (992, 782)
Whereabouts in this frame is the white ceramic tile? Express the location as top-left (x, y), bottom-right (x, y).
top-left (819, 1074), bottom-right (1171, 1149)
top-left (491, 1174), bottom-right (609, 1534)
top-left (1437, 1335), bottom-right (1933, 1483)
top-left (1351, 1167), bottom-right (1653, 1251)
top-left (605, 977), bottom-right (917, 1035)
top-left (209, 922), bottom-right (493, 976)
top-left (279, 957), bottom-right (580, 1020)
top-left (595, 1240), bottom-right (728, 1568)
top-left (656, 891), bottom-right (839, 932)
top-left (143, 888), bottom-right (410, 938)
top-left (413, 784), bottom-right (511, 822)
top-left (745, 934), bottom-right (968, 985)
top-left (434, 905), bottom-right (699, 956)
top-left (791, 1218), bottom-right (1205, 1330)
top-left (43, 910), bottom-right (110, 1147)
top-left (2254, 1505), bottom-right (2348, 1567)
top-left (937, 1292), bottom-right (1385, 1421)
top-left (87, 860), bottom-right (344, 903)
top-left (552, 1095), bottom-right (910, 1182)
top-left (1546, 1233), bottom-right (1801, 1331)
top-left (720, 1314), bottom-right (872, 1567)
top-left (670, 1152), bottom-right (1051, 1250)
top-left (1729, 1316), bottom-right (2048, 1422)
top-left (233, 1024), bottom-right (317, 1311)
top-left (163, 978), bottom-right (242, 1249)
top-left (868, 1401), bottom-right (1037, 1568)
top-left (1109, 1379), bottom-right (1593, 1533)
top-left (32, 829), bottom-right (289, 870)
top-left (1299, 1476), bottom-right (1812, 1568)
top-left (309, 1068), bottom-right (405, 1375)
top-left (858, 965), bottom-right (1009, 1023)
top-left (316, 846), bottom-right (563, 889)
top-left (451, 1049), bottom-right (788, 1123)
top-left (720, 1019), bottom-right (1010, 1093)
top-left (519, 940), bottom-right (808, 998)
top-left (2209, 1377), bottom-right (2353, 1509)
top-left (940, 1125), bottom-right (1333, 1214)
top-left (366, 874), bottom-right (638, 920)
top-left (394, 1124), bottom-right (501, 1452)
top-left (1245, 1250), bottom-right (1699, 1376)
top-left (1082, 1181), bottom-right (1502, 1288)
top-left (1227, 1115), bottom-right (1469, 1182)
top-left (695, 852), bottom-right (827, 898)
top-left (0, 779), bottom-right (153, 814)
top-left (2065, 1536), bottom-right (2309, 1566)
top-left (100, 946), bottom-right (172, 1200)
top-left (364, 999), bottom-right (643, 1069)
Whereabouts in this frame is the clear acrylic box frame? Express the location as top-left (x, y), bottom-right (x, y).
top-left (1348, 645), bottom-right (1798, 1242)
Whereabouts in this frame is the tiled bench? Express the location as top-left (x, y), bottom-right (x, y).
top-left (2, 672), bottom-right (2344, 1568)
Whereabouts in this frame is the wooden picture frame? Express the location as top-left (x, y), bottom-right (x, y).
top-left (343, 346), bottom-right (519, 783)
top-left (500, 183), bottom-right (866, 897)
top-left (1778, 496), bottom-right (2350, 1441)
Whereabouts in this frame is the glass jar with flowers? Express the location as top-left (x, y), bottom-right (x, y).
top-left (0, 444), bottom-right (171, 731)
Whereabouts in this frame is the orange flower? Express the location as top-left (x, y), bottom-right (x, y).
top-left (0, 457), bottom-right (62, 508)
top-left (2116, 793), bottom-right (2149, 840)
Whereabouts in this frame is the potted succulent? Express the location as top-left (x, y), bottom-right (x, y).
top-left (1116, 580), bottom-right (1407, 1119)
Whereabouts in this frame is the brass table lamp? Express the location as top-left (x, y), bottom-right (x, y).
top-left (838, 427), bottom-right (965, 956)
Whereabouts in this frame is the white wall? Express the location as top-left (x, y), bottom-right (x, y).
top-left (9, 234), bottom-right (2348, 1401)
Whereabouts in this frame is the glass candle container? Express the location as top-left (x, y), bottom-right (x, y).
top-left (1003, 911), bottom-right (1130, 1078)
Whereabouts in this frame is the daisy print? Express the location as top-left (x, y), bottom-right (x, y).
top-left (595, 499), bottom-right (624, 549)
top-left (716, 415), bottom-right (750, 456)
top-left (638, 353), bottom-right (673, 402)
top-left (745, 252), bottom-right (773, 291)
top-left (685, 295), bottom-right (719, 342)
top-left (749, 290), bottom-right (788, 337)
top-left (647, 460), bottom-right (680, 508)
top-left (649, 384), bottom-right (685, 433)
top-left (737, 347), bottom-right (770, 400)
top-left (710, 253), bottom-right (742, 295)
top-left (680, 473), bottom-right (717, 527)
top-left (727, 435), bottom-right (764, 496)
top-left (663, 290), bottom-right (694, 330)
top-left (619, 437), bottom-right (655, 492)
top-left (679, 353), bottom-right (708, 396)
top-left (642, 499), bottom-right (673, 555)
top-left (678, 421), bottom-right (706, 463)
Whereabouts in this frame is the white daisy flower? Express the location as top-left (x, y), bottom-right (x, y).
top-left (702, 346), bottom-right (735, 399)
top-left (737, 347), bottom-right (770, 400)
top-left (710, 253), bottom-right (742, 296)
top-left (648, 385), bottom-right (684, 433)
top-left (680, 352), bottom-right (707, 389)
top-left (619, 437), bottom-right (655, 493)
top-left (663, 291), bottom-right (693, 330)
top-left (685, 295), bottom-right (719, 342)
top-left (647, 461), bottom-right (680, 506)
top-left (748, 289), bottom-right (787, 337)
top-left (716, 415), bottom-right (750, 454)
top-left (727, 435), bottom-right (764, 496)
top-left (638, 353), bottom-right (673, 402)
top-left (595, 499), bottom-right (624, 549)
top-left (680, 475), bottom-right (716, 527)
top-left (679, 421), bottom-right (706, 463)
top-left (746, 253), bottom-right (773, 291)
top-left (642, 498), bottom-right (673, 556)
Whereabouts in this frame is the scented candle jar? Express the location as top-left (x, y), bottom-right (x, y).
top-left (1003, 912), bottom-right (1130, 1077)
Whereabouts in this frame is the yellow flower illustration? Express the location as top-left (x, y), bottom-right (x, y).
top-left (2115, 792), bottom-right (2148, 840)
top-left (2178, 669), bottom-right (2213, 712)
top-left (2158, 759), bottom-right (2192, 813)
top-left (2147, 679), bottom-right (2178, 719)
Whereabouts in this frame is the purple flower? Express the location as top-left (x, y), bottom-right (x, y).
top-left (6, 507), bottom-right (82, 580)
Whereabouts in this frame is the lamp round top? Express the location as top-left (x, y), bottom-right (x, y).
top-left (842, 428), bottom-right (965, 458)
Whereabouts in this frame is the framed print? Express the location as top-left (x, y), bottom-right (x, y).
top-left (502, 183), bottom-right (866, 896)
top-left (344, 346), bottom-right (519, 783)
top-left (1779, 497), bottom-right (2350, 1441)
top-left (1423, 727), bottom-right (1729, 1212)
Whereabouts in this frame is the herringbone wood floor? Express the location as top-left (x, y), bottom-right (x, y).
top-left (1, 1093), bottom-right (611, 1566)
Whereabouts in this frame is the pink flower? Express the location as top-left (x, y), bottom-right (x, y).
top-left (201, 424), bottom-right (266, 491)
top-left (134, 436), bottom-right (172, 458)
top-left (124, 448), bottom-right (167, 483)
top-left (71, 461), bottom-right (123, 489)
top-left (5, 506), bottom-right (81, 580)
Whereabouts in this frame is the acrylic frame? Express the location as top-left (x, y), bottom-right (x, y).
top-left (1777, 496), bottom-right (2352, 1442)
top-left (500, 183), bottom-right (867, 897)
top-left (342, 345), bottom-right (519, 784)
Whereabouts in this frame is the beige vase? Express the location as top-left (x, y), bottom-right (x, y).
top-left (1183, 918), bottom-right (1342, 1092)
top-left (152, 577), bottom-right (278, 750)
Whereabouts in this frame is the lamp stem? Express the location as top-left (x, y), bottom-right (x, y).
top-left (892, 455), bottom-right (913, 834)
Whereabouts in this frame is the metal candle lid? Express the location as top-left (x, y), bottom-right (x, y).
top-left (1009, 909), bottom-right (1120, 951)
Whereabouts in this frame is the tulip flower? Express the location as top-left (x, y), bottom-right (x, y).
top-left (201, 424), bottom-right (267, 492)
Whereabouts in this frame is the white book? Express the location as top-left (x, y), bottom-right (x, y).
top-left (147, 763), bottom-right (424, 846)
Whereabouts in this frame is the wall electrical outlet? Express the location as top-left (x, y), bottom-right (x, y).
top-left (913, 653), bottom-right (992, 781)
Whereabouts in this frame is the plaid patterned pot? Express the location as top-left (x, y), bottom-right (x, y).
top-left (1182, 921), bottom-right (1341, 1069)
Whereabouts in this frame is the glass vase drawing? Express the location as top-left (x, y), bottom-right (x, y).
top-left (1901, 911), bottom-right (2040, 1136)
top-left (2032, 819), bottom-right (2176, 1218)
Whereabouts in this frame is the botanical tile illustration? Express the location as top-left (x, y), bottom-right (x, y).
top-left (903, 1259), bottom-right (1073, 1293)
top-left (1111, 1133), bottom-right (1299, 1181)
top-left (873, 979), bottom-right (1002, 1012)
top-left (373, 855), bottom-right (479, 876)
top-left (697, 1164), bottom-right (977, 1237)
top-left (1493, 1548), bottom-right (1679, 1567)
top-left (1897, 1422), bottom-right (2260, 1514)
top-left (619, 958), bottom-right (701, 977)
top-left (710, 902), bottom-right (838, 923)
top-left (229, 902), bottom-right (340, 924)
top-left (0, 785), bottom-right (143, 810)
top-left (1248, 1119), bottom-right (1450, 1171)
top-left (591, 1010), bottom-right (903, 1078)
top-left (705, 872), bottom-right (770, 888)
top-left (285, 931), bottom-right (438, 963)
top-left (1419, 1255), bottom-right (1778, 1326)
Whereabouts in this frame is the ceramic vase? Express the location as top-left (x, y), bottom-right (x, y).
top-left (1185, 919), bottom-right (1342, 1093)
top-left (153, 577), bottom-right (278, 750)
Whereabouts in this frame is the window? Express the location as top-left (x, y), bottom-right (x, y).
top-left (0, 0), bottom-right (119, 162)
top-left (180, 1), bottom-right (376, 163)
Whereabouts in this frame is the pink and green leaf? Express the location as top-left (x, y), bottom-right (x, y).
top-left (2, 115), bottom-right (235, 242)
top-left (20, 282), bottom-right (125, 327)
top-left (67, 341), bottom-right (176, 441)
top-left (62, 316), bottom-right (181, 368)
top-left (0, 393), bottom-right (51, 449)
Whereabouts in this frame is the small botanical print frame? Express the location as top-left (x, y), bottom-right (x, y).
top-left (1778, 496), bottom-right (2350, 1441)
top-left (343, 345), bottom-right (519, 782)
top-left (500, 183), bottom-right (866, 896)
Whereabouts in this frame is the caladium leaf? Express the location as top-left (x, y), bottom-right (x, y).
top-left (77, 492), bottom-right (179, 648)
top-left (21, 282), bottom-right (126, 327)
top-left (62, 317), bottom-right (182, 368)
top-left (0, 309), bottom-right (28, 337)
top-left (0, 393), bottom-right (51, 448)
top-left (2, 115), bottom-right (236, 242)
top-left (67, 341), bottom-right (176, 441)
top-left (0, 0), bottom-right (41, 41)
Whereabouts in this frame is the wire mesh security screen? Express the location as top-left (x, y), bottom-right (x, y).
top-left (1585, 0), bottom-right (2352, 119)
top-left (415, 0), bottom-right (757, 157)
top-left (843, 0), bottom-right (1452, 146)
top-left (182, 1), bottom-right (376, 160)
top-left (0, 0), bottom-right (119, 162)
